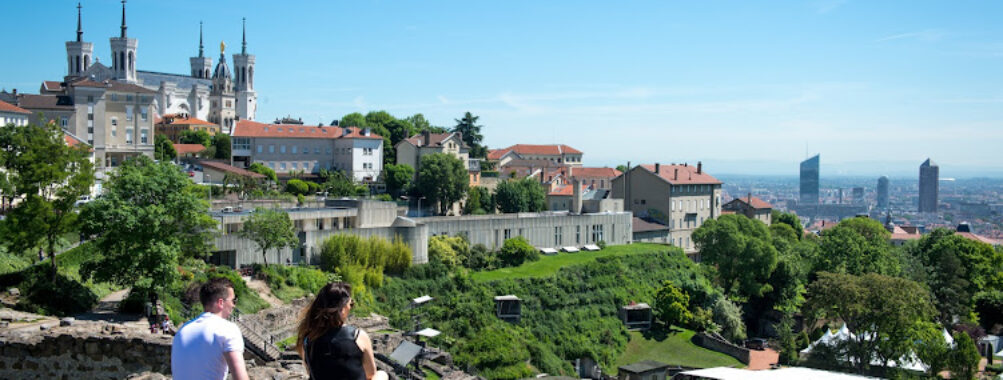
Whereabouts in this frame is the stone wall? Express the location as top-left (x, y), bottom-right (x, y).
top-left (0, 321), bottom-right (173, 379)
top-left (693, 332), bottom-right (751, 364)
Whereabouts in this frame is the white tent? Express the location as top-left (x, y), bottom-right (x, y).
top-left (801, 324), bottom-right (951, 373)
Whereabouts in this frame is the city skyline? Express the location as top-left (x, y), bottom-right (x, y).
top-left (3, 1), bottom-right (1002, 177)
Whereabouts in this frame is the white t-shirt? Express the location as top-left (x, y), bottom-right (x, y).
top-left (171, 312), bottom-right (244, 380)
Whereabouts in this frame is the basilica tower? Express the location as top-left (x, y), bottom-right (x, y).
top-left (232, 18), bottom-right (257, 121)
top-left (189, 22), bottom-right (213, 79)
top-left (109, 0), bottom-right (137, 83)
top-left (209, 42), bottom-right (236, 132)
top-left (65, 3), bottom-right (94, 78)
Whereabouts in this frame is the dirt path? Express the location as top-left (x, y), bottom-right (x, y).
top-left (746, 348), bottom-right (780, 370)
top-left (246, 278), bottom-right (284, 308)
top-left (74, 289), bottom-right (146, 328)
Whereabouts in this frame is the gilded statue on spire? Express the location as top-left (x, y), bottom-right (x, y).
top-left (220, 41), bottom-right (226, 54)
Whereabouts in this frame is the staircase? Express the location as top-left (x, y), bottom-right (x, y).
top-left (232, 312), bottom-right (282, 362)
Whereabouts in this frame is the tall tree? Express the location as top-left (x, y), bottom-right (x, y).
top-left (383, 163), bottom-right (413, 198)
top-left (179, 129), bottom-right (212, 147)
top-left (771, 210), bottom-right (803, 240)
top-left (339, 112), bottom-right (367, 128)
top-left (805, 272), bottom-right (935, 374)
top-left (907, 229), bottom-right (1003, 324)
top-left (654, 281), bottom-right (692, 327)
top-left (212, 133), bottom-right (231, 160)
top-left (0, 122), bottom-right (94, 276)
top-left (692, 214), bottom-right (779, 300)
top-left (405, 113), bottom-right (446, 133)
top-left (416, 153), bottom-right (468, 215)
top-left (494, 178), bottom-right (546, 213)
top-left (247, 162), bottom-right (277, 182)
top-left (452, 112), bottom-right (486, 158)
top-left (79, 156), bottom-right (215, 306)
top-left (239, 208), bottom-right (298, 267)
top-left (154, 134), bottom-right (177, 162)
top-left (816, 217), bottom-right (898, 276)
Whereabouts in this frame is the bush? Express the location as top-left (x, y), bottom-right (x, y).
top-left (654, 281), bottom-right (692, 327)
top-left (375, 194), bottom-right (392, 201)
top-left (307, 181), bottom-right (321, 193)
top-left (465, 244), bottom-right (498, 270)
top-left (497, 237), bottom-right (539, 267)
top-left (712, 298), bottom-right (747, 343)
top-left (429, 235), bottom-right (469, 267)
top-left (597, 240), bottom-right (607, 249)
top-left (320, 234), bottom-right (411, 276)
top-left (285, 179), bottom-right (310, 195)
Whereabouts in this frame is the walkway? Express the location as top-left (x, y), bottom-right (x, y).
top-left (74, 289), bottom-right (147, 329)
top-left (746, 348), bottom-right (780, 370)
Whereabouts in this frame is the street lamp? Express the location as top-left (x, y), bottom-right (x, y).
top-left (206, 173), bottom-right (212, 212)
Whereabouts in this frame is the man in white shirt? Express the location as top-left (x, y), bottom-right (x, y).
top-left (171, 277), bottom-right (249, 380)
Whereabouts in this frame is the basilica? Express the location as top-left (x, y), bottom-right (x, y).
top-left (64, 1), bottom-right (257, 131)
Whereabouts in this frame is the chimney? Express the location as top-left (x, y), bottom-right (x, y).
top-left (422, 130), bottom-right (431, 146)
top-left (655, 163), bottom-right (660, 174)
top-left (363, 128), bottom-right (371, 136)
top-left (342, 127), bottom-right (351, 137)
top-left (748, 192), bottom-right (752, 205)
top-left (572, 178), bottom-right (583, 214)
top-left (697, 161), bottom-right (702, 174)
top-left (674, 168), bottom-right (679, 180)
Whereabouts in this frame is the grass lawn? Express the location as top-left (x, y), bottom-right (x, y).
top-left (615, 326), bottom-right (743, 373)
top-left (471, 243), bottom-right (672, 282)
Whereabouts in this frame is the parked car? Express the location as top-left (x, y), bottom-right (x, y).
top-left (221, 206), bottom-right (234, 213)
top-left (74, 195), bottom-right (92, 207)
top-left (745, 338), bottom-right (768, 350)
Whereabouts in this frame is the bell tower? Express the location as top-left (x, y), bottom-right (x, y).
top-left (232, 18), bottom-right (257, 121)
top-left (109, 0), bottom-right (138, 83)
top-left (65, 3), bottom-right (94, 78)
top-left (189, 22), bottom-right (213, 79)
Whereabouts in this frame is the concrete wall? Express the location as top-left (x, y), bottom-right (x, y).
top-left (417, 211), bottom-right (632, 250)
top-left (693, 332), bottom-right (751, 365)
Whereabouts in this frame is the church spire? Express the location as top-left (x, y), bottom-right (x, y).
top-left (119, 0), bottom-right (127, 38)
top-left (198, 21), bottom-right (204, 58)
top-left (241, 17), bottom-right (247, 55)
top-left (76, 3), bottom-right (83, 42)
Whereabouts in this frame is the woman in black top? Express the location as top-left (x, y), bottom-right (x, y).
top-left (295, 282), bottom-right (387, 380)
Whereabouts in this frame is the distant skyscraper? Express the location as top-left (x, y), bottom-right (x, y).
top-left (877, 176), bottom-right (889, 209)
top-left (852, 187), bottom-right (864, 204)
top-left (800, 154), bottom-right (820, 205)
top-left (919, 159), bottom-right (939, 212)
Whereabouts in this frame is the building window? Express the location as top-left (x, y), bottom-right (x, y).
top-left (257, 146), bottom-right (263, 153)
top-left (315, 147), bottom-right (320, 154)
top-left (326, 147), bottom-right (332, 154)
top-left (292, 162), bottom-right (299, 170)
top-left (280, 145), bottom-right (286, 153)
top-left (269, 145), bottom-right (275, 153)
top-left (126, 95), bottom-right (133, 102)
top-left (292, 146), bottom-right (298, 154)
top-left (126, 129), bottom-right (133, 144)
top-left (576, 225), bottom-right (581, 244)
top-left (303, 146), bottom-right (308, 155)
top-left (555, 226), bottom-right (562, 245)
top-left (140, 129), bottom-right (148, 144)
top-left (504, 229), bottom-right (512, 240)
top-left (140, 107), bottom-right (148, 121)
top-left (61, 117), bottom-right (68, 127)
top-left (126, 106), bottom-right (133, 121)
top-left (111, 118), bottom-right (118, 127)
top-left (280, 162), bottom-right (286, 170)
top-left (110, 94), bottom-right (118, 101)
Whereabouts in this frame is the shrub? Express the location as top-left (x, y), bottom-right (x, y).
top-left (712, 297), bottom-right (747, 343)
top-left (307, 181), bottom-right (321, 193)
top-left (597, 240), bottom-right (607, 249)
top-left (654, 281), bottom-right (692, 327)
top-left (285, 179), bottom-right (310, 195)
top-left (497, 237), bottom-right (538, 267)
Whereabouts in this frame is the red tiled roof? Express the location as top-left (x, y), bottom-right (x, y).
top-left (487, 148), bottom-right (513, 160)
top-left (547, 183), bottom-right (585, 197)
top-left (729, 195), bottom-right (773, 209)
top-left (639, 163), bottom-right (722, 185)
top-left (0, 100), bottom-right (30, 114)
top-left (232, 120), bottom-right (382, 140)
top-left (569, 167), bottom-right (621, 178)
top-left (198, 160), bottom-right (266, 179)
top-left (496, 144), bottom-right (583, 156)
top-left (165, 117), bottom-right (215, 126)
top-left (956, 232), bottom-right (998, 245)
top-left (68, 79), bottom-right (156, 94)
top-left (16, 94), bottom-right (74, 110)
top-left (173, 144), bottom-right (207, 154)
top-left (403, 132), bottom-right (467, 148)
top-left (63, 133), bottom-right (91, 151)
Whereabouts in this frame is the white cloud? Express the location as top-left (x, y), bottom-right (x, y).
top-left (876, 29), bottom-right (946, 43)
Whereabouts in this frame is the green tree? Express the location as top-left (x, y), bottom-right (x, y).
top-left (615, 164), bottom-right (628, 173)
top-left (239, 208), bottom-right (298, 267)
top-left (247, 162), bottom-right (277, 182)
top-left (913, 322), bottom-right (950, 377)
top-left (339, 112), bottom-right (367, 128)
top-left (712, 297), bottom-right (747, 342)
top-left (974, 290), bottom-right (1003, 331)
top-left (494, 177), bottom-right (546, 213)
top-left (497, 236), bottom-right (538, 267)
top-left (285, 179), bottom-right (310, 195)
top-left (154, 134), bottom-right (177, 162)
top-left (654, 281), bottom-right (692, 327)
top-left (212, 133), bottom-right (231, 160)
top-left (364, 111), bottom-right (397, 165)
top-left (405, 113), bottom-right (447, 133)
top-left (383, 163), bottom-right (413, 198)
top-left (907, 229), bottom-right (1003, 323)
top-left (321, 169), bottom-right (368, 197)
top-left (453, 112), bottom-right (486, 158)
top-left (428, 235), bottom-right (469, 267)
top-left (385, 119), bottom-right (416, 147)
top-left (179, 129), bottom-right (212, 147)
top-left (816, 217), bottom-right (898, 276)
top-left (775, 313), bottom-right (801, 365)
top-left (464, 186), bottom-right (492, 215)
top-left (771, 210), bottom-right (803, 240)
top-left (0, 122), bottom-right (94, 276)
top-left (79, 156), bottom-right (215, 307)
top-left (692, 214), bottom-right (778, 300)
top-left (947, 331), bottom-right (980, 380)
top-left (416, 153), bottom-right (468, 215)
top-left (804, 272), bottom-right (935, 373)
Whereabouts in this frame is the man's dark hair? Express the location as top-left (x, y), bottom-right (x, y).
top-left (200, 277), bottom-right (235, 308)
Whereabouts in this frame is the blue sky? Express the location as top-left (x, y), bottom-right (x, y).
top-left (4, 1), bottom-right (1003, 177)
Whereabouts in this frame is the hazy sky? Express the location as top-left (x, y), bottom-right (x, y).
top-left (3, 1), bottom-right (1002, 177)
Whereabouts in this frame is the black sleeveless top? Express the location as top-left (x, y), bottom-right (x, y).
top-left (305, 325), bottom-right (365, 380)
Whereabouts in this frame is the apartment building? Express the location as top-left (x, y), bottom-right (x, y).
top-left (395, 131), bottom-right (471, 177)
top-left (155, 113), bottom-right (220, 143)
top-left (0, 100), bottom-right (30, 126)
top-left (722, 195), bottom-right (773, 226)
top-left (230, 120), bottom-right (383, 182)
top-left (488, 144), bottom-right (583, 168)
top-left (612, 162), bottom-right (722, 256)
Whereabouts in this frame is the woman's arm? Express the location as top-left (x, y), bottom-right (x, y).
top-left (356, 329), bottom-right (379, 380)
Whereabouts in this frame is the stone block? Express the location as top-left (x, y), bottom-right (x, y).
top-left (60, 317), bottom-right (75, 326)
top-left (7, 288), bottom-right (19, 296)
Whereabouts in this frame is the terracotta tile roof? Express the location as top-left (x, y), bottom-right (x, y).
top-left (69, 79), bottom-right (106, 88)
top-left (16, 94), bottom-right (74, 110)
top-left (956, 232), bottom-right (998, 245)
top-left (403, 132), bottom-right (467, 148)
top-left (639, 163), bottom-right (722, 185)
top-left (720, 210), bottom-right (736, 215)
top-left (231, 120), bottom-right (382, 140)
top-left (569, 167), bottom-right (622, 178)
top-left (728, 195), bottom-right (773, 209)
top-left (198, 160), bottom-right (266, 179)
top-left (42, 81), bottom-right (64, 92)
top-left (487, 148), bottom-right (513, 160)
top-left (68, 79), bottom-right (156, 94)
top-left (0, 100), bottom-right (30, 114)
top-left (633, 217), bottom-right (670, 233)
top-left (547, 183), bottom-right (585, 197)
top-left (162, 116), bottom-right (215, 126)
top-left (173, 144), bottom-right (207, 154)
top-left (63, 132), bottom-right (91, 151)
top-left (496, 144), bottom-right (583, 156)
